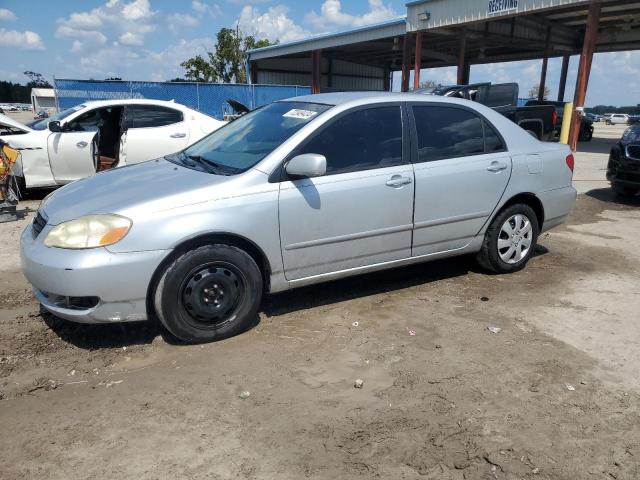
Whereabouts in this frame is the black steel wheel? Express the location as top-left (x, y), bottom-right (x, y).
top-left (154, 244), bottom-right (262, 343)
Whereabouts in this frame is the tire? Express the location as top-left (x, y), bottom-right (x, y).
top-left (612, 184), bottom-right (638, 198)
top-left (154, 244), bottom-right (263, 343)
top-left (476, 204), bottom-right (539, 274)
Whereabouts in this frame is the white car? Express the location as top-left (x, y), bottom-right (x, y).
top-left (0, 99), bottom-right (225, 190)
top-left (606, 113), bottom-right (630, 125)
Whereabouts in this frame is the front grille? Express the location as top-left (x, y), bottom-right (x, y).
top-left (627, 145), bottom-right (640, 161)
top-left (32, 210), bottom-right (47, 238)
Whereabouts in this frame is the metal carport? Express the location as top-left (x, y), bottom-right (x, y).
top-left (247, 0), bottom-right (640, 150)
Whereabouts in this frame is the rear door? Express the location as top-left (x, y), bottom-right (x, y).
top-left (278, 104), bottom-right (414, 281)
top-left (121, 105), bottom-right (189, 164)
top-left (47, 108), bottom-right (100, 183)
top-left (409, 103), bottom-right (511, 256)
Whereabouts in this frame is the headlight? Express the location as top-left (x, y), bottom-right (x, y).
top-left (44, 214), bottom-right (132, 249)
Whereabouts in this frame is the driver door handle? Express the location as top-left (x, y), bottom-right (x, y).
top-left (386, 175), bottom-right (412, 187)
top-left (76, 141), bottom-right (88, 148)
top-left (170, 133), bottom-right (187, 138)
top-left (487, 161), bottom-right (508, 172)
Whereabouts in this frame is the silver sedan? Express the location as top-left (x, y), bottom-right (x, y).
top-left (21, 92), bottom-right (577, 343)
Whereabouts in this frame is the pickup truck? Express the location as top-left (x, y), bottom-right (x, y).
top-left (418, 83), bottom-right (557, 141)
top-left (525, 99), bottom-right (594, 142)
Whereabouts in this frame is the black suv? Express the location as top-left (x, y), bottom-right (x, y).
top-left (607, 124), bottom-right (640, 197)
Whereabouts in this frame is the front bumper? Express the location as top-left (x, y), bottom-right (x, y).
top-left (21, 223), bottom-right (170, 323)
top-left (607, 155), bottom-right (640, 187)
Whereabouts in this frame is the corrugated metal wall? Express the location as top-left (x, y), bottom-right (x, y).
top-left (254, 58), bottom-right (386, 91)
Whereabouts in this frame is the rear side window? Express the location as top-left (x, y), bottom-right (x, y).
top-left (296, 106), bottom-right (402, 175)
top-left (412, 106), bottom-right (505, 162)
top-left (483, 120), bottom-right (506, 152)
top-left (412, 106), bottom-right (484, 162)
top-left (128, 105), bottom-right (183, 128)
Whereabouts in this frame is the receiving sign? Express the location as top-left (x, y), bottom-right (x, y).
top-left (488, 0), bottom-right (519, 15)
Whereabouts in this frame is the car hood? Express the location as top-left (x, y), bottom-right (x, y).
top-left (0, 113), bottom-right (33, 133)
top-left (41, 158), bottom-right (237, 225)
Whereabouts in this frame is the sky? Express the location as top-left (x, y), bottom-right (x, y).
top-left (0, 0), bottom-right (638, 106)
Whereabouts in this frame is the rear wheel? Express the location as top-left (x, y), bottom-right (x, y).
top-left (477, 204), bottom-right (539, 274)
top-left (154, 244), bottom-right (262, 343)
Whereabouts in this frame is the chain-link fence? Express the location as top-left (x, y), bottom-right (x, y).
top-left (54, 79), bottom-right (312, 120)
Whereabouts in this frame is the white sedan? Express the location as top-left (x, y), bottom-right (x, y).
top-left (0, 99), bottom-right (225, 190)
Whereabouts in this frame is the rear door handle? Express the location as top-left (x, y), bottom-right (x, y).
top-left (487, 161), bottom-right (508, 173)
top-left (386, 175), bottom-right (412, 187)
top-left (76, 141), bottom-right (88, 148)
top-left (170, 133), bottom-right (187, 138)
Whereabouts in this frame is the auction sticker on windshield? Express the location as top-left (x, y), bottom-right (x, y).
top-left (283, 109), bottom-right (318, 120)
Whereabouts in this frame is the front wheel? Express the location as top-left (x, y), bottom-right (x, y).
top-left (154, 244), bottom-right (263, 343)
top-left (477, 204), bottom-right (539, 274)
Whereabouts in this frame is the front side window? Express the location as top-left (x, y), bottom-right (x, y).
top-left (168, 101), bottom-right (332, 175)
top-left (31, 105), bottom-right (85, 131)
top-left (295, 105), bottom-right (403, 175)
top-left (412, 106), bottom-right (485, 162)
top-left (129, 105), bottom-right (183, 128)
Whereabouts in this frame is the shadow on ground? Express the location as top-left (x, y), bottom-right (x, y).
top-left (42, 308), bottom-right (161, 349)
top-left (586, 187), bottom-right (640, 206)
top-left (576, 135), bottom-right (616, 155)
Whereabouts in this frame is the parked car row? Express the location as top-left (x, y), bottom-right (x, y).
top-left (20, 92), bottom-right (577, 342)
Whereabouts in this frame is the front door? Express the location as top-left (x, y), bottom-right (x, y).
top-left (409, 104), bottom-right (512, 256)
top-left (279, 105), bottom-right (414, 281)
top-left (121, 105), bottom-right (190, 164)
top-left (47, 108), bottom-right (101, 183)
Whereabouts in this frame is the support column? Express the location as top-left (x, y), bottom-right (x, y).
top-left (249, 61), bottom-right (258, 85)
top-left (327, 58), bottom-right (333, 89)
top-left (557, 54), bottom-right (569, 102)
top-left (538, 27), bottom-right (551, 100)
top-left (413, 31), bottom-right (422, 90)
top-left (401, 33), bottom-right (412, 92)
top-left (383, 68), bottom-right (390, 92)
top-left (311, 50), bottom-right (322, 94)
top-left (569, 0), bottom-right (601, 151)
top-left (457, 30), bottom-right (468, 85)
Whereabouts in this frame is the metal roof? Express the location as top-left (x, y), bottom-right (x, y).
top-left (247, 17), bottom-right (407, 60)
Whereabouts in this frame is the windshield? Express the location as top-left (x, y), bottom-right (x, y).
top-left (167, 101), bottom-right (332, 175)
top-left (31, 104), bottom-right (85, 131)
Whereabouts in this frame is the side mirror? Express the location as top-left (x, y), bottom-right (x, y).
top-left (285, 153), bottom-right (326, 178)
top-left (48, 121), bottom-right (62, 132)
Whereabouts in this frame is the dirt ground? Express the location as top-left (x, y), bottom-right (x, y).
top-left (1, 125), bottom-right (639, 479)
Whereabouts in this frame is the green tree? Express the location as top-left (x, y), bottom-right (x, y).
top-left (528, 84), bottom-right (551, 100)
top-left (23, 71), bottom-right (52, 88)
top-left (180, 27), bottom-right (274, 83)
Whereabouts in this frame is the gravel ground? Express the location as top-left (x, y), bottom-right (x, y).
top-left (1, 124), bottom-right (639, 480)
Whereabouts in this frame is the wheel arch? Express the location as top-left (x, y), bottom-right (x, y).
top-left (145, 232), bottom-right (272, 321)
top-left (495, 192), bottom-right (545, 229)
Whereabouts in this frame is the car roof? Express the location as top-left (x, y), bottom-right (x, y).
top-left (282, 91), bottom-right (480, 108)
top-left (79, 99), bottom-right (188, 109)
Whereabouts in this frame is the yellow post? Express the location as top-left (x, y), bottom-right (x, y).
top-left (560, 102), bottom-right (573, 145)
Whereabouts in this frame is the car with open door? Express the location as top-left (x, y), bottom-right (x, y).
top-left (21, 92), bottom-right (576, 343)
top-left (0, 99), bottom-right (224, 191)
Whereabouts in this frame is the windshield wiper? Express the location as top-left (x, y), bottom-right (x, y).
top-left (186, 154), bottom-right (235, 176)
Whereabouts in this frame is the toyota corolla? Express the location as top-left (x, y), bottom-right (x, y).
top-left (21, 92), bottom-right (576, 343)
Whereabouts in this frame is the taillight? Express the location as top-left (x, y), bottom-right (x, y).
top-left (552, 110), bottom-right (558, 127)
top-left (566, 153), bottom-right (575, 172)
